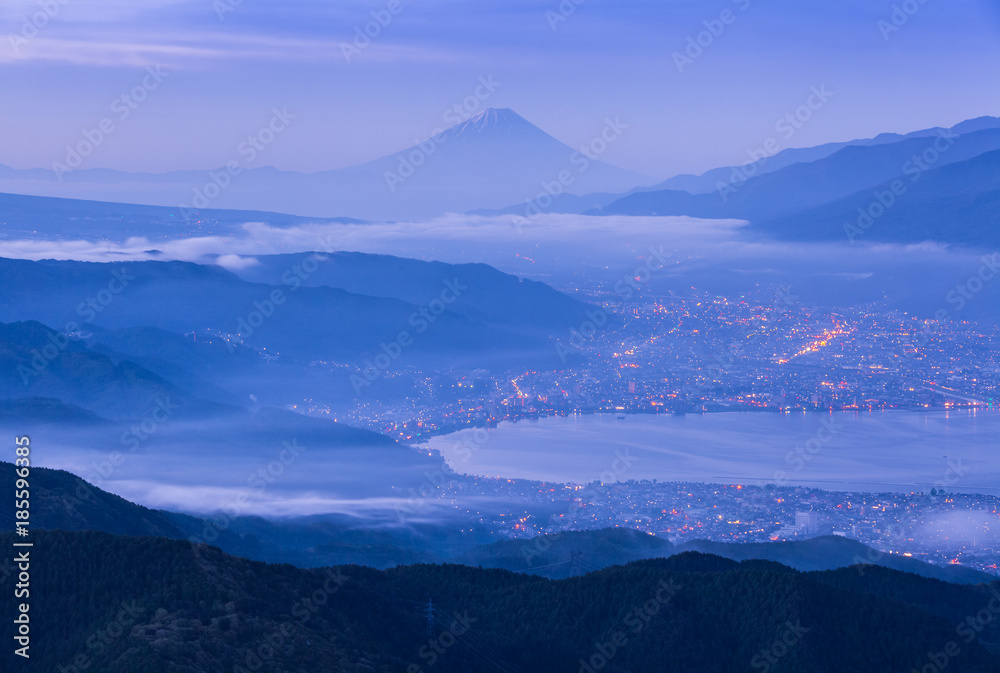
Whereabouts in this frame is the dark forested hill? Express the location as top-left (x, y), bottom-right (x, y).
top-left (232, 251), bottom-right (597, 337)
top-left (0, 256), bottom-right (589, 370)
top-left (0, 321), bottom-right (214, 420)
top-left (0, 462), bottom-right (185, 540)
top-left (1, 530), bottom-right (998, 673)
top-left (457, 528), bottom-right (995, 585)
top-left (680, 536), bottom-right (995, 585)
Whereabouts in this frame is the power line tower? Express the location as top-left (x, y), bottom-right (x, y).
top-left (426, 598), bottom-right (435, 637)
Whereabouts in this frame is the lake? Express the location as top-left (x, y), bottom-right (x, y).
top-left (423, 409), bottom-right (1000, 493)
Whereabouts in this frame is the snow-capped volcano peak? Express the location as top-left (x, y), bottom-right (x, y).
top-left (445, 108), bottom-right (549, 141)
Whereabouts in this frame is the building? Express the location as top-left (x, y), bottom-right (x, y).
top-left (795, 511), bottom-right (819, 535)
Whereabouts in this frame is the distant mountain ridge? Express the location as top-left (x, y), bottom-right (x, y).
top-left (594, 127), bottom-right (1000, 221)
top-left (0, 255), bottom-right (592, 371)
top-left (653, 115), bottom-right (1000, 194)
top-left (0, 108), bottom-right (652, 220)
top-left (589, 123), bottom-right (1000, 248)
top-left (470, 114), bottom-right (1000, 249)
top-left (457, 527), bottom-right (995, 585)
top-left (232, 251), bottom-right (595, 335)
top-left (5, 462), bottom-right (993, 586)
top-left (0, 189), bottom-right (358, 242)
top-left (0, 320), bottom-right (211, 421)
top-left (756, 147), bottom-right (1000, 244)
top-left (5, 112), bottom-right (996, 248)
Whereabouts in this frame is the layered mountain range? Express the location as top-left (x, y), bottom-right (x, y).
top-left (0, 252), bottom-right (601, 506)
top-left (1, 463), bottom-right (999, 672)
top-left (0, 254), bottom-right (595, 376)
top-left (3, 110), bottom-right (997, 251)
top-left (588, 123), bottom-right (1000, 247)
top-left (0, 108), bottom-right (650, 221)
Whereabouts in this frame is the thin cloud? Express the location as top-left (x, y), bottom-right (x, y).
top-left (0, 33), bottom-right (349, 67)
top-left (109, 479), bottom-right (446, 518)
top-left (0, 213), bottom-right (747, 267)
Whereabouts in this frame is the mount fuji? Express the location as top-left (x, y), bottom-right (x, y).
top-left (0, 109), bottom-right (652, 221)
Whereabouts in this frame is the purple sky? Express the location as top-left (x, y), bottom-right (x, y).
top-left (1, 0), bottom-right (999, 179)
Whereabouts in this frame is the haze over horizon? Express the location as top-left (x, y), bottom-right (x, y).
top-left (2, 0), bottom-right (999, 178)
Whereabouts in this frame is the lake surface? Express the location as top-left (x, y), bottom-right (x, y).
top-left (424, 410), bottom-right (1000, 493)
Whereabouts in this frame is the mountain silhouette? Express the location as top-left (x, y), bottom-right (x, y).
top-left (0, 108), bottom-right (651, 220)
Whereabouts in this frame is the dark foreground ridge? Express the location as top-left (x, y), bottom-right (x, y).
top-left (1, 529), bottom-right (999, 672)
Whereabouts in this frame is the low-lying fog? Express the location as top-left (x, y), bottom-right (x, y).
top-left (1, 214), bottom-right (997, 318)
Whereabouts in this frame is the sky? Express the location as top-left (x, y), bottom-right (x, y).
top-left (1, 0), bottom-right (999, 179)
